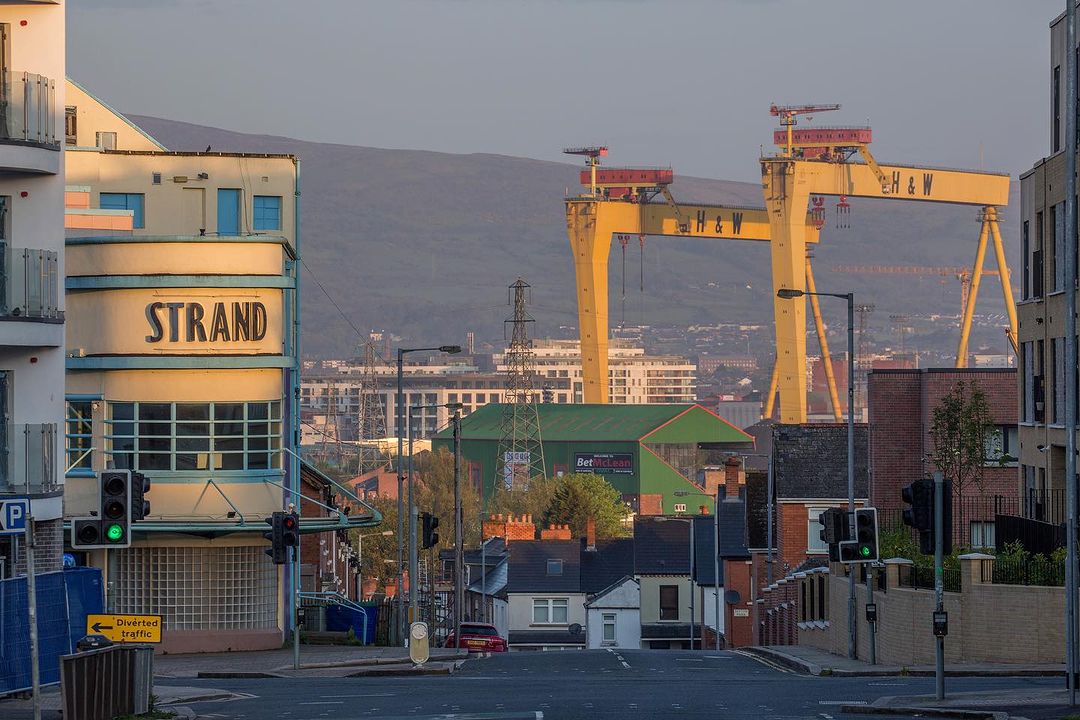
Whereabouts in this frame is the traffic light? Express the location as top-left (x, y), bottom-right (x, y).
top-left (131, 471), bottom-right (150, 522)
top-left (73, 470), bottom-right (133, 549)
top-left (853, 508), bottom-right (879, 562)
top-left (817, 507), bottom-right (847, 562)
top-left (902, 478), bottom-right (952, 555)
top-left (264, 511), bottom-right (286, 564)
top-left (422, 512), bottom-right (440, 549)
top-left (282, 512), bottom-right (300, 549)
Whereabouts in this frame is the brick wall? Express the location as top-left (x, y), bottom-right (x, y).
top-left (869, 369), bottom-right (1019, 512)
top-left (723, 559), bottom-right (753, 647)
top-left (13, 518), bottom-right (63, 577)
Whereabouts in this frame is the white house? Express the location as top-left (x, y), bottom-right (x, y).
top-left (585, 576), bottom-right (640, 649)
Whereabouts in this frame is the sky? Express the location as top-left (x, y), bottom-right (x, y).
top-left (68, 0), bottom-right (1064, 183)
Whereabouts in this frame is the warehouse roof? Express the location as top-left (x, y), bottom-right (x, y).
top-left (435, 403), bottom-right (753, 444)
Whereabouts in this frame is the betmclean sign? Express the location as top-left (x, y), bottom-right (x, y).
top-left (575, 452), bottom-right (634, 475)
top-left (145, 301), bottom-right (268, 343)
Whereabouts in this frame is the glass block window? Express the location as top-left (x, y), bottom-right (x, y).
top-left (106, 401), bottom-right (282, 472)
top-left (112, 545), bottom-right (277, 630)
top-left (253, 195), bottom-right (281, 231)
top-left (66, 400), bottom-right (93, 473)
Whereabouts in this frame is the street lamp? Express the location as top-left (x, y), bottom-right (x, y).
top-left (407, 401), bottom-right (464, 630)
top-left (675, 489), bottom-right (720, 651)
top-left (777, 286), bottom-right (857, 661)
top-left (396, 344), bottom-right (461, 644)
top-left (655, 515), bottom-right (696, 650)
top-left (356, 530), bottom-right (393, 601)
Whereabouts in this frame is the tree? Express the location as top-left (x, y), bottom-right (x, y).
top-left (542, 473), bottom-right (631, 540)
top-left (351, 494), bottom-right (399, 594)
top-left (929, 379), bottom-right (994, 502)
top-left (414, 447), bottom-right (482, 551)
top-left (486, 474), bottom-right (559, 528)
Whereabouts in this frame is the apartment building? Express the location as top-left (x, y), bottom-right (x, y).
top-left (0, 0), bottom-right (65, 578)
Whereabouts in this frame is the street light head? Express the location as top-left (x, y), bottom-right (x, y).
top-left (445, 402), bottom-right (464, 410)
top-left (776, 288), bottom-right (804, 299)
top-left (439, 345), bottom-right (463, 354)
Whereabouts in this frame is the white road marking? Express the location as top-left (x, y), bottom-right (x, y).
top-left (819, 700), bottom-right (867, 706)
top-left (322, 694), bottom-right (397, 698)
top-left (299, 701), bottom-right (344, 705)
top-left (676, 658), bottom-right (704, 662)
top-left (620, 661), bottom-right (630, 669)
top-left (703, 655), bottom-right (731, 659)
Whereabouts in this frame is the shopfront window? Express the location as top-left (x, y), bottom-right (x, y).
top-left (106, 401), bottom-right (282, 472)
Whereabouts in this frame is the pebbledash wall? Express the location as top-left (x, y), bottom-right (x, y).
top-left (62, 84), bottom-right (301, 652)
top-left (794, 556), bottom-right (1064, 665)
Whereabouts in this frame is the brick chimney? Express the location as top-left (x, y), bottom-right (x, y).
top-left (540, 523), bottom-right (572, 541)
top-left (724, 456), bottom-right (743, 498)
top-left (483, 513), bottom-right (538, 542)
top-left (699, 504), bottom-right (710, 515)
top-left (585, 516), bottom-right (597, 551)
top-left (703, 467), bottom-right (723, 498)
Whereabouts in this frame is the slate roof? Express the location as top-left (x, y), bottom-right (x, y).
top-left (505, 540), bottom-right (582, 593)
top-left (634, 518), bottom-right (691, 575)
top-left (745, 470), bottom-right (775, 551)
top-left (772, 423), bottom-right (869, 499)
top-left (581, 538), bottom-right (635, 594)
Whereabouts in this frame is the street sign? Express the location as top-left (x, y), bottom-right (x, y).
top-left (408, 622), bottom-right (429, 665)
top-left (85, 614), bottom-right (163, 643)
top-left (0, 499), bottom-right (29, 535)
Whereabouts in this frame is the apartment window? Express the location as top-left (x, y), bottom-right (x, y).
top-left (1054, 338), bottom-right (1065, 424)
top-left (1022, 220), bottom-right (1030, 300)
top-left (99, 192), bottom-right (145, 229)
top-left (532, 598), bottom-right (569, 624)
top-left (1036, 339), bottom-right (1046, 422)
top-left (546, 559), bottom-right (563, 576)
top-left (448, 393), bottom-right (458, 403)
top-left (253, 195), bottom-right (281, 231)
top-left (1054, 65), bottom-right (1062, 153)
top-left (218, 188), bottom-right (241, 235)
top-left (1033, 211), bottom-right (1044, 299)
top-left (96, 131), bottom-right (117, 150)
top-left (64, 106), bottom-right (77, 145)
top-left (106, 401), bottom-right (282, 472)
top-left (984, 425), bottom-right (1019, 466)
top-left (476, 393), bottom-right (485, 403)
top-left (602, 613), bottom-right (616, 644)
top-left (66, 400), bottom-right (94, 474)
top-left (1054, 203), bottom-right (1065, 291)
top-left (659, 585), bottom-right (679, 621)
top-left (806, 508), bottom-right (831, 554)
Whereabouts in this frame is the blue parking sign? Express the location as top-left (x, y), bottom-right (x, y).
top-left (0, 499), bottom-right (29, 535)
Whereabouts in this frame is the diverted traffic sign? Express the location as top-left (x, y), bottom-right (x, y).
top-left (86, 614), bottom-right (163, 643)
top-left (0, 499), bottom-right (29, 535)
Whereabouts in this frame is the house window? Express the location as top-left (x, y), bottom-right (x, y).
top-left (105, 401), bottom-right (282, 472)
top-left (253, 195), bottom-right (281, 231)
top-left (218, 188), bottom-right (241, 235)
top-left (65, 106), bottom-right (77, 145)
top-left (602, 613), bottom-right (616, 644)
top-left (806, 507), bottom-right (832, 554)
top-left (546, 559), bottom-right (563, 576)
top-left (99, 192), bottom-right (144, 229)
top-left (984, 425), bottom-right (1019, 466)
top-left (96, 131), bottom-right (117, 150)
top-left (66, 400), bottom-right (94, 474)
top-left (970, 521), bottom-right (995, 549)
top-left (152, 172), bottom-right (162, 185)
top-left (659, 585), bottom-right (679, 621)
top-left (673, 503), bottom-right (687, 513)
top-left (532, 598), bottom-right (569, 624)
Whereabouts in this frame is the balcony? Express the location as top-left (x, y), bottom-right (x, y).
top-left (1, 247), bottom-right (60, 319)
top-left (0, 423), bottom-right (57, 495)
top-left (0, 72), bottom-right (59, 174)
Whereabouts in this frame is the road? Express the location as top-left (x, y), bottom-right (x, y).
top-left (162, 648), bottom-right (1061, 719)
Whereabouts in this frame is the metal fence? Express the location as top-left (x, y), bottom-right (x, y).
top-left (897, 563), bottom-right (961, 593)
top-left (981, 556), bottom-right (1066, 587)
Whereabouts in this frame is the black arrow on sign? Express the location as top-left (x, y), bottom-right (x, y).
top-left (91, 622), bottom-right (113, 632)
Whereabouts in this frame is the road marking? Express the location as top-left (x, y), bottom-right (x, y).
top-left (867, 682), bottom-right (906, 687)
top-left (322, 694), bottom-right (397, 698)
top-left (676, 658), bottom-right (704, 662)
top-left (299, 701), bottom-right (344, 705)
top-left (703, 655), bottom-right (732, 659)
top-left (819, 700), bottom-right (867, 706)
top-left (620, 661), bottom-right (630, 669)
top-left (731, 649), bottom-right (797, 675)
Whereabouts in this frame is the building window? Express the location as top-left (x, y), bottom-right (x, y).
top-left (970, 521), bottom-right (995, 549)
top-left (1033, 211), bottom-right (1044, 299)
top-left (1022, 341), bottom-right (1033, 423)
top-left (66, 400), bottom-right (94, 474)
top-left (602, 613), bottom-right (616, 644)
top-left (985, 425), bottom-right (1019, 466)
top-left (546, 559), bottom-right (563, 576)
top-left (218, 188), bottom-right (242, 235)
top-left (65, 106), bottom-right (77, 145)
top-left (1054, 65), bottom-right (1062, 153)
top-left (105, 401), bottom-right (282, 472)
top-left (152, 172), bottom-right (162, 185)
top-left (532, 598), bottom-right (569, 624)
top-left (673, 503), bottom-right (686, 513)
top-left (1022, 220), bottom-right (1030, 300)
top-left (96, 131), bottom-right (117, 150)
top-left (1053, 338), bottom-right (1065, 425)
top-left (253, 195), bottom-right (281, 231)
top-left (806, 507), bottom-right (831, 554)
top-left (99, 192), bottom-right (144, 229)
top-left (659, 585), bottom-right (679, 621)
top-left (1054, 203), bottom-right (1065, 292)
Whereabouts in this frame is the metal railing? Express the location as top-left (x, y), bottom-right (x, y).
top-left (0, 247), bottom-right (60, 319)
top-left (981, 556), bottom-right (1066, 587)
top-left (0, 72), bottom-right (57, 146)
top-left (60, 645), bottom-right (152, 720)
top-left (898, 563), bottom-right (961, 593)
top-left (0, 423), bottom-right (57, 494)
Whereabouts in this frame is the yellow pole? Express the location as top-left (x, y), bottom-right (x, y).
top-left (956, 216), bottom-right (991, 368)
top-left (566, 199), bottom-right (612, 403)
top-left (806, 256), bottom-right (843, 422)
top-left (764, 358), bottom-right (779, 420)
top-left (590, 157), bottom-right (597, 197)
top-left (986, 208), bottom-right (1019, 356)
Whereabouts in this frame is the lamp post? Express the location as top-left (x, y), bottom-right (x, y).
top-left (408, 401), bottom-right (464, 631)
top-left (656, 515), bottom-right (696, 650)
top-left (676, 489), bottom-right (720, 651)
top-left (778, 287), bottom-right (856, 660)
top-left (356, 530), bottom-right (393, 600)
top-left (396, 345), bottom-right (461, 644)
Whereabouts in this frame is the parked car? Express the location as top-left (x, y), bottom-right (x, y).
top-left (445, 623), bottom-right (508, 652)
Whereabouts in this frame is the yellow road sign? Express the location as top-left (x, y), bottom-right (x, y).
top-left (86, 613), bottom-right (162, 643)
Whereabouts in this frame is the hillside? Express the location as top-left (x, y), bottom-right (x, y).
top-left (129, 115), bottom-right (1020, 358)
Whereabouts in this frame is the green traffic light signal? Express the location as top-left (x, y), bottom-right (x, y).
top-left (860, 545), bottom-right (871, 557)
top-left (106, 523), bottom-right (125, 543)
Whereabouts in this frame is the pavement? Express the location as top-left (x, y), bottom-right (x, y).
top-left (0, 683), bottom-right (237, 720)
top-left (155, 644), bottom-right (469, 678)
top-left (743, 645), bottom-right (1066, 678)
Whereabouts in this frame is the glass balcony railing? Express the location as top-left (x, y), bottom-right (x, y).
top-left (0, 423), bottom-right (57, 494)
top-left (0, 247), bottom-right (60, 319)
top-left (0, 72), bottom-right (58, 146)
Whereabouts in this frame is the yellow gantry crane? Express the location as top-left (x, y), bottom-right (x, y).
top-left (564, 106), bottom-right (1012, 423)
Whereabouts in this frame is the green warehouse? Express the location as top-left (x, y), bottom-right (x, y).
top-left (432, 404), bottom-right (753, 515)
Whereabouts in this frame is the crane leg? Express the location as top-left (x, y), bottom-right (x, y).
top-left (764, 357), bottom-right (779, 419)
top-left (806, 255), bottom-right (843, 422)
top-left (987, 208), bottom-right (1019, 355)
top-left (566, 200), bottom-right (613, 403)
top-left (956, 215), bottom-right (991, 368)
top-left (763, 160), bottom-right (810, 423)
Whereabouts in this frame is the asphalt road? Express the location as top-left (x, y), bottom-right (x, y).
top-left (161, 648), bottom-right (1063, 720)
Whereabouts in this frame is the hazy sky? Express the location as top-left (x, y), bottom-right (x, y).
top-left (69, 0), bottom-right (1063, 182)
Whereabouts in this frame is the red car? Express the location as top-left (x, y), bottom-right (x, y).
top-left (445, 623), bottom-right (508, 652)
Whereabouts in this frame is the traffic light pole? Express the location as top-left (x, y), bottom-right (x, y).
top-left (846, 292), bottom-right (856, 661)
top-left (934, 470), bottom-right (945, 700)
top-left (408, 408), bottom-right (418, 632)
top-left (865, 566), bottom-right (876, 665)
top-left (453, 410), bottom-right (463, 650)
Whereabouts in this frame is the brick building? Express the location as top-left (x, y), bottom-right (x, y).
top-left (867, 369), bottom-right (1019, 547)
